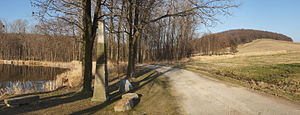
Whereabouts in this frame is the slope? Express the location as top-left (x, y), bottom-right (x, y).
top-left (238, 39), bottom-right (300, 54)
top-left (165, 38), bottom-right (300, 103)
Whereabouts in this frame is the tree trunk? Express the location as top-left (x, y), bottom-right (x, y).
top-left (126, 0), bottom-right (134, 78)
top-left (81, 0), bottom-right (93, 94)
top-left (127, 0), bottom-right (140, 78)
top-left (82, 39), bottom-right (93, 93)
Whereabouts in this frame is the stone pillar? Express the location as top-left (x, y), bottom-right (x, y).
top-left (91, 21), bottom-right (107, 102)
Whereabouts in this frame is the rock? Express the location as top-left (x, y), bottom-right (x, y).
top-left (5, 60), bottom-right (12, 64)
top-left (114, 93), bottom-right (140, 112)
top-left (119, 79), bottom-right (133, 93)
top-left (258, 81), bottom-right (268, 88)
top-left (250, 79), bottom-right (256, 85)
top-left (4, 95), bottom-right (39, 107)
top-left (122, 93), bottom-right (139, 99)
top-left (114, 98), bottom-right (132, 112)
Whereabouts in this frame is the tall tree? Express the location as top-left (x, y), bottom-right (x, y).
top-left (81, 0), bottom-right (104, 94)
top-left (32, 0), bottom-right (106, 94)
top-left (124, 0), bottom-right (239, 78)
top-left (31, 0), bottom-right (240, 100)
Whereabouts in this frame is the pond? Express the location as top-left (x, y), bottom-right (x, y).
top-left (0, 64), bottom-right (69, 97)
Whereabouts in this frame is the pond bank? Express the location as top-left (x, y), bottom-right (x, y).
top-left (0, 66), bottom-right (181, 115)
top-left (0, 60), bottom-right (78, 68)
top-left (0, 60), bottom-right (83, 99)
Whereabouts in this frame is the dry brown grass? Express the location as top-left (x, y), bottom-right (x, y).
top-left (0, 60), bottom-right (128, 90)
top-left (191, 39), bottom-right (300, 62)
top-left (0, 67), bottom-right (181, 115)
top-left (238, 39), bottom-right (300, 53)
top-left (165, 39), bottom-right (300, 103)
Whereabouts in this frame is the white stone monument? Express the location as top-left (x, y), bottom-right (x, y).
top-left (91, 21), bottom-right (107, 102)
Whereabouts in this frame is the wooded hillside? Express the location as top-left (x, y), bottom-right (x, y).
top-left (191, 29), bottom-right (293, 55)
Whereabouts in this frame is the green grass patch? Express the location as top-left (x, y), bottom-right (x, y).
top-left (164, 52), bottom-right (300, 103)
top-left (181, 62), bottom-right (300, 103)
top-left (229, 63), bottom-right (300, 83)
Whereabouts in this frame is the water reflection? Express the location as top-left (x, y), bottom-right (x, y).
top-left (0, 80), bottom-right (58, 95)
top-left (0, 64), bottom-right (68, 82)
top-left (0, 64), bottom-right (69, 97)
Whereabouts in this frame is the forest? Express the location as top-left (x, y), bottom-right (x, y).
top-left (0, 29), bottom-right (293, 62)
top-left (0, 33), bottom-right (80, 62)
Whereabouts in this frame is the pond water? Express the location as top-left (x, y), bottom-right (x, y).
top-left (0, 64), bottom-right (69, 96)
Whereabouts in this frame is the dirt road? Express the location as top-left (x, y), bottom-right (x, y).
top-left (144, 65), bottom-right (300, 115)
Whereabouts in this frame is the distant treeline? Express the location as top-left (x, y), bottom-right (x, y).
top-left (0, 33), bottom-right (81, 62)
top-left (0, 29), bottom-right (293, 62)
top-left (191, 29), bottom-right (293, 55)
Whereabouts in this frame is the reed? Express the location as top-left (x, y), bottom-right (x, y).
top-left (0, 80), bottom-right (63, 98)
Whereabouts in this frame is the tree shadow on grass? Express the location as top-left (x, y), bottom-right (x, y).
top-left (3, 86), bottom-right (67, 99)
top-left (0, 89), bottom-right (89, 114)
top-left (0, 65), bottom-right (181, 115)
top-left (71, 65), bottom-right (177, 115)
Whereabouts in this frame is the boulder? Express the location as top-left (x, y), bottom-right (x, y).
top-left (258, 81), bottom-right (268, 88)
top-left (114, 98), bottom-right (133, 112)
top-left (5, 60), bottom-right (12, 64)
top-left (114, 93), bottom-right (139, 112)
top-left (122, 93), bottom-right (139, 99)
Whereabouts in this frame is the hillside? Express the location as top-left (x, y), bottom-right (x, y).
top-left (216, 29), bottom-right (293, 42)
top-left (238, 39), bottom-right (300, 55)
top-left (191, 29), bottom-right (294, 55)
top-left (166, 39), bottom-right (300, 102)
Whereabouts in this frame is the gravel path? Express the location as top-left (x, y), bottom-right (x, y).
top-left (144, 65), bottom-right (300, 115)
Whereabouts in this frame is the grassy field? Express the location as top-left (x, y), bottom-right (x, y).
top-left (0, 68), bottom-right (181, 115)
top-left (164, 39), bottom-right (300, 103)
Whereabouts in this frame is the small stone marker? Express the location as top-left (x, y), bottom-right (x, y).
top-left (114, 93), bottom-right (139, 112)
top-left (119, 79), bottom-right (133, 93)
top-left (4, 95), bottom-right (39, 107)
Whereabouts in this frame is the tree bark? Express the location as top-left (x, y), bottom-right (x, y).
top-left (126, 0), bottom-right (134, 78)
top-left (81, 0), bottom-right (93, 94)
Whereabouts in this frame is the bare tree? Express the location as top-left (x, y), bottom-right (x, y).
top-left (32, 0), bottom-right (106, 94)
top-left (30, 0), bottom-right (240, 99)
top-left (122, 0), bottom-right (239, 78)
top-left (0, 20), bottom-right (5, 33)
top-left (10, 19), bottom-right (28, 34)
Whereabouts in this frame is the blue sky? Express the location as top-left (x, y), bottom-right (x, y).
top-left (0, 0), bottom-right (299, 42)
top-left (0, 0), bottom-right (34, 24)
top-left (206, 0), bottom-right (300, 42)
